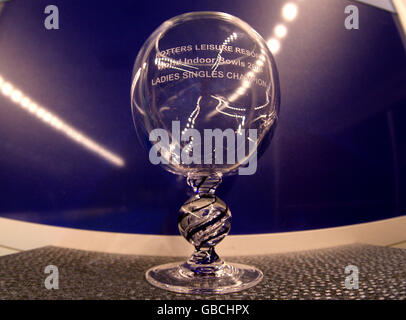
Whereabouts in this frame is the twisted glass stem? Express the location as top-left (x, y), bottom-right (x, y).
top-left (178, 173), bottom-right (232, 275)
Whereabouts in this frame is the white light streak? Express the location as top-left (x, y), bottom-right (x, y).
top-left (0, 74), bottom-right (125, 167)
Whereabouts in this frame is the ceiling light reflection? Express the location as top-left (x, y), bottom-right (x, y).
top-left (267, 38), bottom-right (281, 55)
top-left (274, 24), bottom-right (287, 38)
top-left (1, 82), bottom-right (12, 96)
top-left (11, 90), bottom-right (23, 103)
top-left (0, 75), bottom-right (125, 167)
top-left (282, 3), bottom-right (298, 21)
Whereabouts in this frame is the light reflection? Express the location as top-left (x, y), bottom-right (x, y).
top-left (0, 74), bottom-right (125, 167)
top-left (180, 96), bottom-right (202, 157)
top-left (212, 32), bottom-right (238, 71)
top-left (130, 67), bottom-right (146, 116)
top-left (213, 2), bottom-right (299, 127)
top-left (274, 24), bottom-right (287, 38)
top-left (11, 90), bottom-right (23, 103)
top-left (1, 82), bottom-right (12, 96)
top-left (155, 55), bottom-right (198, 73)
top-left (266, 2), bottom-right (300, 54)
top-left (228, 50), bottom-right (267, 104)
top-left (267, 38), bottom-right (280, 55)
top-left (282, 3), bottom-right (298, 21)
top-left (211, 95), bottom-right (246, 120)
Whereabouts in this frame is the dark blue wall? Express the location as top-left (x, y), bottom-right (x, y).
top-left (0, 0), bottom-right (405, 235)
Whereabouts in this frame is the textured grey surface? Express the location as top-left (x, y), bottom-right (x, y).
top-left (0, 244), bottom-right (405, 300)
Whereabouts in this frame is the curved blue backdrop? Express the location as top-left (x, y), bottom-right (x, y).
top-left (0, 0), bottom-right (405, 235)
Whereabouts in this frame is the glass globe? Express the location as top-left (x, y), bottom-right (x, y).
top-left (131, 11), bottom-right (280, 294)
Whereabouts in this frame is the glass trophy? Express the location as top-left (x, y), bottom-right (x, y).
top-left (131, 11), bottom-right (280, 294)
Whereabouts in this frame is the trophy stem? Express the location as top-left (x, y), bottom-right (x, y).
top-left (145, 173), bottom-right (263, 294)
top-left (179, 173), bottom-right (229, 273)
top-left (186, 173), bottom-right (223, 194)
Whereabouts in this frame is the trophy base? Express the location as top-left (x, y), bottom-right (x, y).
top-left (145, 261), bottom-right (263, 294)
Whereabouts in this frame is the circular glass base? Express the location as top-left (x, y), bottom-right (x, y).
top-left (146, 261), bottom-right (263, 294)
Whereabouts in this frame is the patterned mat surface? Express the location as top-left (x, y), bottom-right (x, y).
top-left (0, 244), bottom-right (405, 299)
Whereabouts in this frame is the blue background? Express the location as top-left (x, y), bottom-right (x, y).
top-left (0, 0), bottom-right (405, 235)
